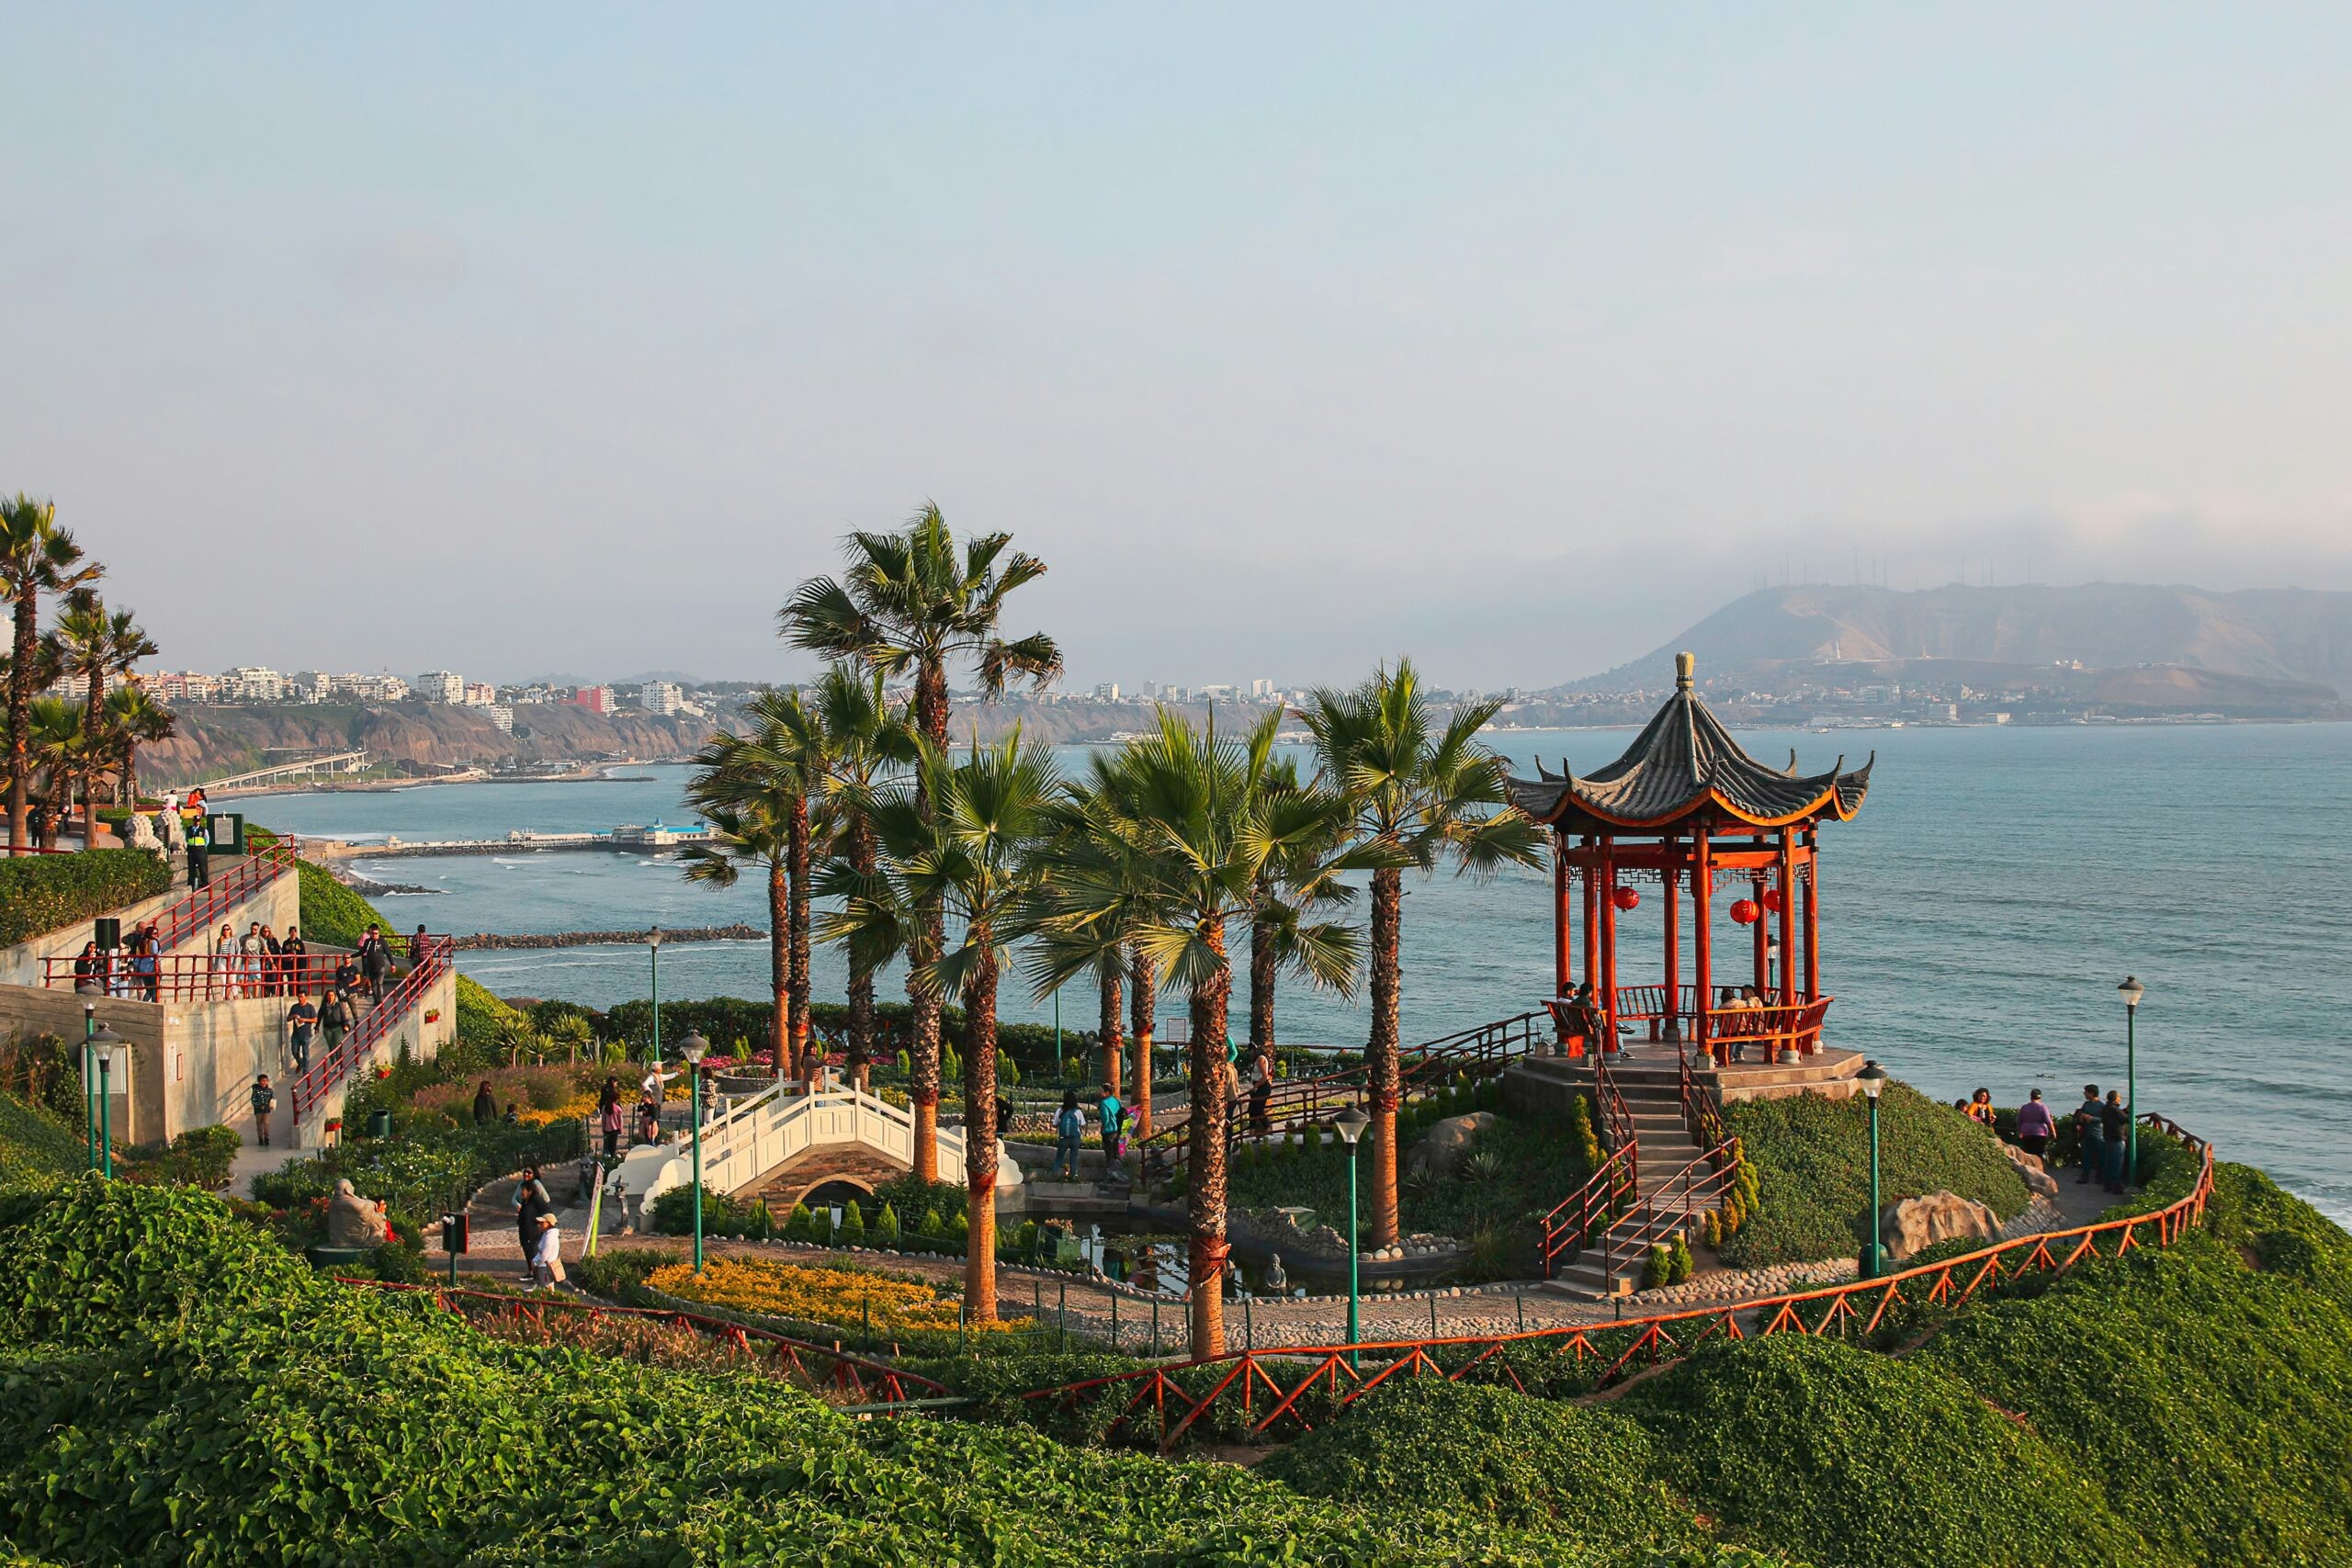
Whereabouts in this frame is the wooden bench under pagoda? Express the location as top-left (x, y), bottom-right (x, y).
top-left (1508, 651), bottom-right (1872, 1091)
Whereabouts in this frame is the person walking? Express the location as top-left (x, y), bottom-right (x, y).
top-left (286, 995), bottom-right (319, 1076)
top-left (130, 931), bottom-right (159, 1002)
top-left (359, 926), bottom-right (392, 1003)
top-left (184, 808), bottom-right (210, 890)
top-left (2014, 1089), bottom-right (2055, 1162)
top-left (333, 951), bottom-right (359, 1002)
top-left (1052, 1090), bottom-right (1084, 1180)
top-left (2073, 1085), bottom-right (2105, 1187)
top-left (600, 1093), bottom-right (625, 1160)
top-left (249, 1073), bottom-right (277, 1148)
top-left (320, 987), bottom-right (353, 1057)
top-left (2101, 1089), bottom-right (2132, 1193)
top-left (514, 1168), bottom-right (554, 1285)
top-left (472, 1079), bottom-right (498, 1124)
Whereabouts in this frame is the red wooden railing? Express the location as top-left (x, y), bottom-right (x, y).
top-left (289, 937), bottom-right (451, 1122)
top-left (1537, 1049), bottom-right (1643, 1278)
top-left (338, 1280), bottom-right (948, 1406)
top-left (1024, 1113), bottom-right (2216, 1453)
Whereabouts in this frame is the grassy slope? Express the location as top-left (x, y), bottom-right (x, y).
top-left (294, 856), bottom-right (518, 1052)
top-left (0, 1095), bottom-right (81, 1188)
top-left (1721, 1082), bottom-right (2030, 1267)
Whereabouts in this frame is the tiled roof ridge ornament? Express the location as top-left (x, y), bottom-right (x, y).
top-left (1675, 649), bottom-right (1696, 691)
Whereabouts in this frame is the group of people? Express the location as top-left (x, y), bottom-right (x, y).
top-left (1959, 1083), bottom-right (2137, 1194)
top-left (514, 1166), bottom-right (564, 1287)
top-left (70, 921), bottom-right (164, 1000)
top-left (204, 921), bottom-right (311, 997)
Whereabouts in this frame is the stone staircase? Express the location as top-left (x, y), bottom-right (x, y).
top-left (1544, 1073), bottom-right (1710, 1299)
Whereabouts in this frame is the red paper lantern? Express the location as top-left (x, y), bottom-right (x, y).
top-left (1611, 886), bottom-right (1640, 912)
top-left (1730, 898), bottom-right (1760, 926)
top-left (1762, 887), bottom-right (1786, 915)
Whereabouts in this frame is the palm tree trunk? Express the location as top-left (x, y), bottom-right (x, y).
top-left (847, 818), bottom-right (876, 1093)
top-left (81, 675), bottom-right (102, 849)
top-left (962, 936), bottom-right (1001, 1323)
top-left (1129, 947), bottom-right (1156, 1136)
top-left (786, 796), bottom-right (812, 1080)
top-left (1185, 915), bottom-right (1231, 1359)
top-left (909, 656), bottom-right (951, 1180)
top-left (1367, 864), bottom-right (1403, 1250)
top-left (1098, 963), bottom-right (1123, 1098)
top-left (1249, 906), bottom-right (1278, 1056)
top-left (767, 861), bottom-right (790, 1078)
top-left (7, 588), bottom-right (37, 852)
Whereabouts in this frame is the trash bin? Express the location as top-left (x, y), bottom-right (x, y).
top-left (367, 1109), bottom-right (394, 1140)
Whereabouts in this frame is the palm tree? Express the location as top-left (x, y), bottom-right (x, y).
top-left (1035, 771), bottom-right (1167, 1106)
top-left (1241, 728), bottom-right (1361, 1063)
top-left (2, 495), bottom-right (100, 852)
top-left (52, 589), bottom-right (154, 845)
top-left (1029, 709), bottom-right (1363, 1359)
top-left (681, 689), bottom-right (823, 1076)
top-left (1302, 659), bottom-right (1546, 1251)
top-left (825, 732), bottom-right (1060, 1322)
top-left (803, 663), bottom-right (919, 1091)
top-left (782, 503), bottom-right (1060, 1178)
top-left (24, 697), bottom-right (86, 852)
top-left (104, 683), bottom-right (175, 806)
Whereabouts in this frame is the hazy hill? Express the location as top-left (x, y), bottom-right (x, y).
top-left (146, 704), bottom-right (717, 787)
top-left (1569, 583), bottom-right (2352, 698)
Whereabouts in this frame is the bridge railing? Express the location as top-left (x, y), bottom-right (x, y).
top-left (628, 1086), bottom-right (1024, 1206)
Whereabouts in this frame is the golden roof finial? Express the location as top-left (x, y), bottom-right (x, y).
top-left (1675, 650), bottom-right (1696, 691)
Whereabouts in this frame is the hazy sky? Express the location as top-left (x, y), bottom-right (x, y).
top-left (6, 6), bottom-right (2351, 689)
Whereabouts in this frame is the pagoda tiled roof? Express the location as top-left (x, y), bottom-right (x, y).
top-left (1506, 653), bottom-right (1872, 830)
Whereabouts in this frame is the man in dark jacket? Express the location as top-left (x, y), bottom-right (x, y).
top-left (359, 927), bottom-right (392, 1002)
top-left (2100, 1089), bottom-right (2132, 1193)
top-left (472, 1080), bottom-right (498, 1124)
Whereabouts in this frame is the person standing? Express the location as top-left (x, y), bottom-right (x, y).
top-left (514, 1168), bottom-right (552, 1283)
top-left (130, 932), bottom-right (159, 1003)
top-left (250, 1073), bottom-right (277, 1148)
top-left (2073, 1085), bottom-right (2105, 1187)
top-left (260, 925), bottom-right (285, 998)
top-left (472, 1079), bottom-right (498, 1124)
top-left (1249, 1046), bottom-right (1275, 1139)
top-left (411, 924), bottom-right (431, 972)
top-left (1053, 1090), bottom-right (1084, 1180)
top-left (211, 924), bottom-right (240, 1000)
top-left (184, 808), bottom-right (210, 890)
top-left (2014, 1089), bottom-right (2055, 1162)
top-left (2101, 1089), bottom-right (2132, 1193)
top-left (286, 996), bottom-right (319, 1076)
top-left (280, 925), bottom-right (308, 993)
top-left (73, 940), bottom-right (103, 996)
top-left (240, 923), bottom-right (266, 1000)
top-left (598, 1077), bottom-right (623, 1157)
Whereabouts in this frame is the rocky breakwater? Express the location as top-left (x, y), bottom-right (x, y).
top-left (452, 925), bottom-right (765, 951)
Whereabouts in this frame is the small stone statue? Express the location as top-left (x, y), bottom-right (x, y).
top-left (127, 810), bottom-right (164, 860)
top-left (325, 1178), bottom-right (390, 1247)
top-left (1262, 1251), bottom-right (1288, 1293)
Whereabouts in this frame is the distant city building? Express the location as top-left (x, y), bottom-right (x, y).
top-left (1091, 682), bottom-right (1121, 703)
top-left (1250, 678), bottom-right (1274, 700)
top-left (487, 704), bottom-right (515, 733)
top-left (224, 666), bottom-right (285, 703)
top-left (288, 671), bottom-right (331, 702)
top-left (462, 682), bottom-right (498, 706)
top-left (417, 670), bottom-right (465, 704)
top-left (569, 684), bottom-right (613, 715)
top-left (138, 671), bottom-right (220, 704)
top-left (639, 680), bottom-right (684, 715)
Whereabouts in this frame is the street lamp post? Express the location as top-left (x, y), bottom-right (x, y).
top-left (1052, 987), bottom-right (1062, 1079)
top-left (2119, 976), bottom-right (2145, 1190)
top-left (92, 1024), bottom-right (123, 1179)
top-left (83, 1002), bottom-right (96, 1171)
top-left (648, 925), bottom-right (665, 1069)
top-left (1857, 1059), bottom-right (1888, 1278)
top-left (682, 1030), bottom-right (710, 1273)
top-left (1335, 1106), bottom-right (1370, 1370)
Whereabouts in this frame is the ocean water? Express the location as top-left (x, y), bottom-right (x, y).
top-left (248, 724), bottom-right (2352, 1224)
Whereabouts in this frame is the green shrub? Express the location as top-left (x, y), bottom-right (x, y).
top-left (119, 1123), bottom-right (242, 1190)
top-left (1619, 1335), bottom-right (2143, 1568)
top-left (875, 1202), bottom-right (900, 1247)
top-left (0, 1091), bottom-right (84, 1188)
top-left (0, 849), bottom-right (170, 948)
top-left (1668, 1234), bottom-right (1693, 1285)
top-left (1264, 1380), bottom-right (1702, 1549)
top-left (785, 1201), bottom-right (814, 1242)
top-left (1644, 1244), bottom-right (1672, 1291)
top-left (1720, 1082), bottom-right (2029, 1267)
top-left (291, 857), bottom-right (393, 949)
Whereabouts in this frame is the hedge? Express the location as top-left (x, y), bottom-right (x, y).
top-left (1718, 1081), bottom-right (2030, 1267)
top-left (0, 1179), bottom-right (1642, 1567)
top-left (0, 849), bottom-right (171, 950)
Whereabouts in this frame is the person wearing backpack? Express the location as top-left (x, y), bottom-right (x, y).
top-left (1053, 1090), bottom-right (1085, 1180)
top-left (249, 1074), bottom-right (277, 1148)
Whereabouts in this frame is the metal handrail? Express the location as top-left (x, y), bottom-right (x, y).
top-left (153, 840), bottom-right (301, 953)
top-left (289, 936), bottom-right (452, 1122)
top-left (43, 945), bottom-right (360, 1002)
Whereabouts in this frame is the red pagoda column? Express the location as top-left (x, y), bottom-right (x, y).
top-left (1801, 834), bottom-right (1821, 1004)
top-left (1581, 841), bottom-right (1599, 1002)
top-left (1693, 827), bottom-right (1713, 1066)
top-left (1553, 835), bottom-right (1573, 999)
top-left (1776, 829), bottom-right (1798, 1059)
top-left (1750, 874), bottom-right (1769, 995)
top-left (1662, 852), bottom-right (1680, 1042)
top-left (1599, 839), bottom-right (1620, 1053)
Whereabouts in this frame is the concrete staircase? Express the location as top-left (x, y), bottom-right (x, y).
top-left (1545, 1074), bottom-right (1709, 1299)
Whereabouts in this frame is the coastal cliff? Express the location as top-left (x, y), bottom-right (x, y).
top-left (146, 704), bottom-right (718, 787)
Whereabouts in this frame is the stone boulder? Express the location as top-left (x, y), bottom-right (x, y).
top-left (326, 1179), bottom-right (390, 1248)
top-left (1997, 1141), bottom-right (2061, 1199)
top-left (1879, 1191), bottom-right (2001, 1260)
top-left (1408, 1111), bottom-right (1498, 1176)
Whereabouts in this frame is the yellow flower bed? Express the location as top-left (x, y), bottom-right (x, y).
top-left (647, 1258), bottom-right (1031, 1335)
top-left (514, 1091), bottom-right (599, 1128)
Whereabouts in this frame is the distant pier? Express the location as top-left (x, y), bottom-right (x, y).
top-left (308, 823), bottom-right (714, 860)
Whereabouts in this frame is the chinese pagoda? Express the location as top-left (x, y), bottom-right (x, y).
top-left (1507, 652), bottom-right (1872, 1068)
